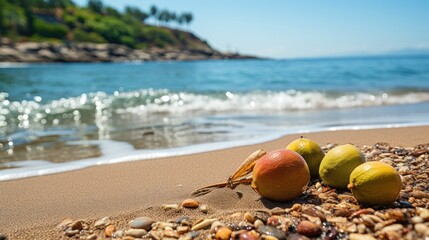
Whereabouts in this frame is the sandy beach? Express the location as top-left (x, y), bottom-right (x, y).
top-left (1, 125), bottom-right (429, 239)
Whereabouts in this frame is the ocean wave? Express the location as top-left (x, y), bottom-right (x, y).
top-left (1, 89), bottom-right (429, 135)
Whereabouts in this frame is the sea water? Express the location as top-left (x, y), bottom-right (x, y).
top-left (1, 56), bottom-right (429, 180)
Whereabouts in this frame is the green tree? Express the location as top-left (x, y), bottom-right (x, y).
top-left (150, 5), bottom-right (158, 17)
top-left (124, 6), bottom-right (149, 22)
top-left (0, 0), bottom-right (4, 34)
top-left (88, 0), bottom-right (103, 14)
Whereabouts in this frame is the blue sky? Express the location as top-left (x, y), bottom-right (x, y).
top-left (74, 0), bottom-right (429, 58)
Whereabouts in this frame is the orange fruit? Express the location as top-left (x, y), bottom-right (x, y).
top-left (251, 149), bottom-right (310, 201)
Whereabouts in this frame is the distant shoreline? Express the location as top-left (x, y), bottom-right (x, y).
top-left (0, 39), bottom-right (259, 63)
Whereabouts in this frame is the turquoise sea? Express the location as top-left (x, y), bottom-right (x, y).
top-left (1, 56), bottom-right (429, 180)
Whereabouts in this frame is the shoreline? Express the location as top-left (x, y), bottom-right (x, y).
top-left (1, 125), bottom-right (429, 238)
top-left (0, 40), bottom-right (259, 63)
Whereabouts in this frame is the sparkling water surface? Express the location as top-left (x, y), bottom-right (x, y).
top-left (1, 56), bottom-right (429, 180)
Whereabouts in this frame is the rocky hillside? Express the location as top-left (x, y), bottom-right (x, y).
top-left (0, 0), bottom-right (257, 62)
top-left (0, 37), bottom-right (255, 62)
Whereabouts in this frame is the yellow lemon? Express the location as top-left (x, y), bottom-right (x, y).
top-left (251, 149), bottom-right (310, 202)
top-left (348, 161), bottom-right (402, 205)
top-left (286, 137), bottom-right (325, 178)
top-left (319, 144), bottom-right (365, 189)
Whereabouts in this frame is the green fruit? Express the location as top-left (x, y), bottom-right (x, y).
top-left (286, 137), bottom-right (325, 178)
top-left (319, 144), bottom-right (365, 189)
top-left (348, 161), bottom-right (402, 205)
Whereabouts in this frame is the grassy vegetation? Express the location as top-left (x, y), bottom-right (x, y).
top-left (0, 0), bottom-right (198, 49)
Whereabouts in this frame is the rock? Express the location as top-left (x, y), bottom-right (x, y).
top-left (86, 234), bottom-right (97, 240)
top-left (125, 228), bottom-right (147, 238)
top-left (271, 207), bottom-right (285, 215)
top-left (129, 217), bottom-right (154, 230)
top-left (254, 219), bottom-right (264, 228)
top-left (104, 224), bottom-right (116, 237)
top-left (65, 229), bottom-right (79, 237)
top-left (16, 42), bottom-right (43, 52)
top-left (297, 220), bottom-right (322, 237)
top-left (38, 49), bottom-right (57, 60)
top-left (0, 235), bottom-right (7, 240)
top-left (215, 227), bottom-right (232, 240)
top-left (381, 224), bottom-right (403, 233)
top-left (94, 216), bottom-right (111, 229)
top-left (191, 218), bottom-right (218, 231)
top-left (70, 220), bottom-right (83, 230)
top-left (415, 223), bottom-right (428, 235)
top-left (349, 233), bottom-right (376, 240)
top-left (176, 216), bottom-right (190, 225)
top-left (244, 212), bottom-right (255, 223)
top-left (181, 198), bottom-right (200, 208)
top-left (257, 225), bottom-right (286, 240)
top-left (177, 225), bottom-right (190, 234)
top-left (57, 218), bottom-right (73, 229)
top-left (200, 204), bottom-right (208, 213)
top-left (239, 231), bottom-right (259, 240)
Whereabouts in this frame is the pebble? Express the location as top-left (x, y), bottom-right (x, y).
top-left (254, 219), bottom-right (264, 228)
top-left (200, 204), bottom-right (208, 213)
top-left (94, 216), bottom-right (111, 229)
top-left (86, 234), bottom-right (97, 240)
top-left (181, 199), bottom-right (200, 208)
top-left (57, 218), bottom-right (73, 229)
top-left (125, 228), bottom-right (147, 238)
top-left (270, 207), bottom-right (285, 215)
top-left (415, 223), bottom-right (428, 235)
top-left (162, 203), bottom-right (180, 210)
top-left (297, 220), bottom-right (322, 237)
top-left (380, 223), bottom-right (403, 233)
top-left (129, 217), bottom-right (154, 230)
top-left (239, 231), bottom-right (258, 240)
top-left (177, 225), bottom-right (190, 234)
top-left (215, 227), bottom-right (232, 240)
top-left (349, 233), bottom-right (377, 240)
top-left (70, 220), bottom-right (83, 230)
top-left (211, 221), bottom-right (226, 232)
top-left (411, 216), bottom-right (424, 224)
top-left (65, 229), bottom-right (79, 237)
top-left (257, 225), bottom-right (286, 240)
top-left (104, 224), bottom-right (116, 237)
top-left (191, 218), bottom-right (218, 231)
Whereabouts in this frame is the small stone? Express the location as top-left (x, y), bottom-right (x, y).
top-left (297, 220), bottom-right (322, 237)
top-left (104, 224), bottom-right (116, 237)
top-left (177, 225), bottom-right (190, 234)
top-left (264, 236), bottom-right (279, 240)
top-left (65, 229), bottom-right (79, 237)
top-left (0, 235), bottom-right (6, 240)
top-left (176, 216), bottom-right (190, 224)
top-left (70, 220), bottom-right (83, 230)
top-left (113, 230), bottom-right (124, 238)
top-left (419, 208), bottom-right (429, 221)
top-left (411, 216), bottom-right (424, 224)
top-left (271, 207), bottom-right (285, 215)
top-left (257, 225), bottom-right (286, 240)
top-left (94, 217), bottom-right (111, 229)
top-left (200, 204), bottom-right (208, 214)
top-left (349, 233), bottom-right (376, 240)
top-left (211, 221), bottom-right (226, 232)
top-left (162, 204), bottom-right (180, 210)
top-left (244, 212), bottom-right (255, 223)
top-left (86, 234), bottom-right (97, 240)
top-left (386, 210), bottom-right (405, 222)
top-left (267, 216), bottom-right (280, 226)
top-left (412, 190), bottom-right (429, 199)
top-left (291, 203), bottom-right (302, 212)
top-left (381, 224), bottom-right (403, 233)
top-left (216, 227), bottom-right (232, 240)
top-left (182, 199), bottom-right (200, 208)
top-left (57, 218), bottom-right (73, 229)
top-left (239, 231), bottom-right (258, 240)
top-left (415, 223), bottom-right (428, 235)
top-left (287, 233), bottom-right (311, 240)
top-left (254, 219), bottom-right (264, 228)
top-left (191, 218), bottom-right (218, 231)
top-left (164, 229), bottom-right (180, 238)
top-left (129, 217), bottom-right (154, 230)
top-left (121, 236), bottom-right (135, 240)
top-left (125, 228), bottom-right (147, 238)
